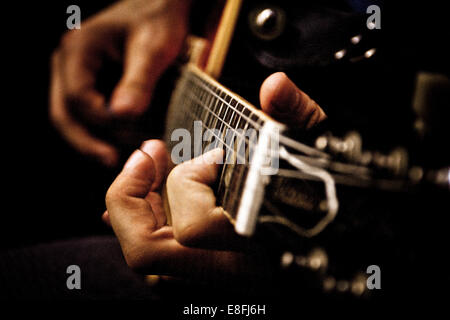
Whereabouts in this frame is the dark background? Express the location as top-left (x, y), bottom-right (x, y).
top-left (2, 1), bottom-right (118, 249)
top-left (0, 0), bottom-right (449, 304)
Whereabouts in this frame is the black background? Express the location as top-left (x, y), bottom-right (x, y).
top-left (2, 1), bottom-right (118, 249)
top-left (0, 0), bottom-right (449, 306)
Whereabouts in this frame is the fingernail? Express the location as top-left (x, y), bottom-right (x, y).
top-left (273, 73), bottom-right (299, 114)
top-left (140, 140), bottom-right (162, 157)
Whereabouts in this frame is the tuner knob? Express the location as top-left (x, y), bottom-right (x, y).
top-left (249, 6), bottom-right (286, 41)
top-left (372, 148), bottom-right (409, 175)
top-left (294, 248), bottom-right (328, 272)
top-left (351, 273), bottom-right (367, 296)
top-left (388, 148), bottom-right (409, 175)
top-left (428, 167), bottom-right (450, 189)
top-left (307, 248), bottom-right (328, 271)
top-left (315, 136), bottom-right (328, 150)
top-left (408, 166), bottom-right (424, 182)
top-left (280, 251), bottom-right (294, 268)
top-left (343, 131), bottom-right (363, 161)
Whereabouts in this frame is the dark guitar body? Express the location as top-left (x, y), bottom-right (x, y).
top-left (87, 0), bottom-right (450, 303)
top-left (206, 0), bottom-right (450, 302)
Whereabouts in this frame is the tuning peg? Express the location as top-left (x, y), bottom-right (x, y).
top-left (280, 248), bottom-right (328, 272)
top-left (343, 131), bottom-right (363, 161)
top-left (351, 34), bottom-right (362, 45)
top-left (322, 273), bottom-right (368, 296)
top-left (426, 167), bottom-right (450, 189)
top-left (249, 6), bottom-right (286, 41)
top-left (315, 131), bottom-right (363, 163)
top-left (306, 248), bottom-right (328, 271)
top-left (372, 147), bottom-right (409, 175)
top-left (280, 251), bottom-right (294, 269)
top-left (350, 273), bottom-right (367, 296)
top-left (408, 166), bottom-right (424, 183)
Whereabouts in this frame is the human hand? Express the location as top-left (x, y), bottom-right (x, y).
top-left (105, 140), bottom-right (271, 285)
top-left (104, 72), bottom-right (326, 283)
top-left (50, 0), bottom-right (192, 167)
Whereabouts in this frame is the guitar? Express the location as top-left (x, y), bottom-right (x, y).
top-left (161, 0), bottom-right (450, 298)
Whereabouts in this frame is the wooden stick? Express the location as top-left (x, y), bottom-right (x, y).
top-left (205, 0), bottom-right (243, 79)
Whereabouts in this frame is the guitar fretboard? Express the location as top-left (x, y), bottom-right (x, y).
top-left (164, 64), bottom-right (270, 221)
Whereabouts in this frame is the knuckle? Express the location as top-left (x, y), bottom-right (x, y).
top-left (105, 183), bottom-right (122, 209)
top-left (132, 22), bottom-right (181, 61)
top-left (59, 30), bottom-right (80, 50)
top-left (173, 221), bottom-right (199, 247)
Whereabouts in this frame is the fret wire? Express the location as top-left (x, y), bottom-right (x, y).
top-left (186, 89), bottom-right (238, 140)
top-left (218, 164), bottom-right (230, 205)
top-left (230, 165), bottom-right (249, 215)
top-left (181, 74), bottom-right (266, 173)
top-left (178, 73), bottom-right (261, 216)
top-left (184, 107), bottom-right (251, 166)
top-left (212, 96), bottom-right (220, 129)
top-left (223, 163), bottom-right (245, 214)
top-left (185, 79), bottom-right (256, 148)
top-left (187, 74), bottom-right (263, 130)
top-left (185, 78), bottom-right (241, 141)
top-left (184, 88), bottom-right (258, 157)
top-left (204, 95), bottom-right (214, 127)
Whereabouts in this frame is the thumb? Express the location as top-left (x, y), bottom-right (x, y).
top-left (167, 148), bottom-right (237, 248)
top-left (109, 149), bottom-right (156, 205)
top-left (105, 140), bottom-right (168, 229)
top-left (260, 72), bottom-right (327, 129)
top-left (109, 24), bottom-right (180, 117)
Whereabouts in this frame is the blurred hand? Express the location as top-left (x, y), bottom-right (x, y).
top-left (50, 0), bottom-right (192, 166)
top-left (104, 73), bottom-right (326, 283)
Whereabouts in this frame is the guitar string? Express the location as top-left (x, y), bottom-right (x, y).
top-left (188, 71), bottom-right (333, 159)
top-left (181, 74), bottom-right (255, 212)
top-left (184, 86), bottom-right (258, 164)
top-left (185, 72), bottom-right (384, 183)
top-left (181, 71), bottom-right (363, 179)
top-left (181, 72), bottom-right (364, 212)
top-left (188, 74), bottom-right (264, 129)
top-left (179, 71), bottom-right (346, 227)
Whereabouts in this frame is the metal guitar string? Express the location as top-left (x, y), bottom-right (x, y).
top-left (258, 146), bottom-right (339, 238)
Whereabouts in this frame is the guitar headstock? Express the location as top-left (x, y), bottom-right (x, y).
top-left (233, 125), bottom-right (449, 239)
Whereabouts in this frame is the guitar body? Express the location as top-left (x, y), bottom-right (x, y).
top-left (162, 0), bottom-right (450, 300)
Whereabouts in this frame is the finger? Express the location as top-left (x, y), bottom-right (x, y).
top-left (106, 148), bottom-right (269, 282)
top-left (167, 148), bottom-right (239, 248)
top-left (59, 32), bottom-right (111, 124)
top-left (106, 148), bottom-right (158, 245)
top-left (139, 139), bottom-right (170, 228)
top-left (109, 22), bottom-right (184, 117)
top-left (116, 225), bottom-right (271, 285)
top-left (101, 138), bottom-right (169, 226)
top-left (260, 72), bottom-right (327, 129)
top-left (50, 50), bottom-right (119, 167)
top-left (102, 210), bottom-right (111, 226)
top-left (139, 140), bottom-right (169, 191)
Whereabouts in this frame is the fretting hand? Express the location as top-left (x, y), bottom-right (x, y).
top-left (104, 72), bottom-right (326, 283)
